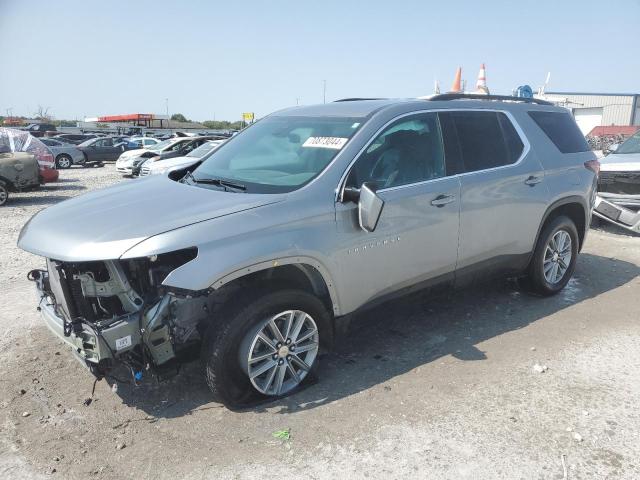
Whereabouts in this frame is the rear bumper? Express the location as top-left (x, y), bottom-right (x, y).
top-left (593, 194), bottom-right (640, 233)
top-left (39, 168), bottom-right (59, 184)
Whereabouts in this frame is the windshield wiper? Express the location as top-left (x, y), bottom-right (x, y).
top-left (184, 171), bottom-right (247, 191)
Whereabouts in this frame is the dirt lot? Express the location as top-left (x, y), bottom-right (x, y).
top-left (1, 165), bottom-right (639, 479)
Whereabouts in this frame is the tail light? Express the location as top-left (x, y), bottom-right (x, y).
top-left (584, 159), bottom-right (600, 176)
top-left (37, 153), bottom-right (55, 169)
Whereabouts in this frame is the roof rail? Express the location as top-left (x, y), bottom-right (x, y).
top-left (333, 98), bottom-right (386, 102)
top-left (428, 93), bottom-right (553, 106)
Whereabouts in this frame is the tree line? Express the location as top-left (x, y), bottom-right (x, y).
top-left (171, 113), bottom-right (244, 130)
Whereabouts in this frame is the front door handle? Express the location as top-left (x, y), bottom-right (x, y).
top-left (430, 194), bottom-right (456, 207)
top-left (524, 175), bottom-right (542, 186)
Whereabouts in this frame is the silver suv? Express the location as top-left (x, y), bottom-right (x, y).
top-left (18, 95), bottom-right (599, 407)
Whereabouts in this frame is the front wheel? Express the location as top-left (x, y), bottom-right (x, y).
top-left (55, 154), bottom-right (72, 169)
top-left (203, 289), bottom-right (330, 408)
top-left (524, 215), bottom-right (579, 296)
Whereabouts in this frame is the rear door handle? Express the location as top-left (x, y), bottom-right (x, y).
top-left (524, 175), bottom-right (542, 186)
top-left (430, 194), bottom-right (456, 207)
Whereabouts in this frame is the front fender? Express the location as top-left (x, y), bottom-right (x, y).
top-left (119, 200), bottom-right (344, 314)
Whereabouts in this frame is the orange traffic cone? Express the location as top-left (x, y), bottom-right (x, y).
top-left (475, 63), bottom-right (489, 94)
top-left (450, 67), bottom-right (462, 93)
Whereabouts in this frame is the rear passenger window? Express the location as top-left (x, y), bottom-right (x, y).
top-left (445, 111), bottom-right (524, 173)
top-left (528, 111), bottom-right (589, 153)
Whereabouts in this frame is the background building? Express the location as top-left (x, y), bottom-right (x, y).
top-left (542, 92), bottom-right (640, 135)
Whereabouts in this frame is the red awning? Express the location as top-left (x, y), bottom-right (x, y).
top-left (588, 125), bottom-right (640, 136)
top-left (97, 114), bottom-right (155, 122)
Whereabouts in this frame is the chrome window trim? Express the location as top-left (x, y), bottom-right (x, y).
top-left (335, 108), bottom-right (531, 201)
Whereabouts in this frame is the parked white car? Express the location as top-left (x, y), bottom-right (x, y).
top-left (139, 140), bottom-right (224, 176)
top-left (116, 138), bottom-right (184, 175)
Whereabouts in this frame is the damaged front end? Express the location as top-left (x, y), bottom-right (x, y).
top-left (594, 170), bottom-right (640, 233)
top-left (28, 248), bottom-right (211, 382)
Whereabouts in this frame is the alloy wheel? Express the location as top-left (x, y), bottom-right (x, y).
top-left (543, 230), bottom-right (572, 284)
top-left (0, 186), bottom-right (7, 205)
top-left (241, 310), bottom-right (319, 396)
top-left (57, 156), bottom-right (72, 168)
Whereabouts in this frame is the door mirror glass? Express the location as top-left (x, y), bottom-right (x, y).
top-left (358, 182), bottom-right (384, 232)
top-left (0, 145), bottom-right (11, 154)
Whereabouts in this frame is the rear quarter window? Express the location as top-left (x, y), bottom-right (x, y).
top-left (528, 111), bottom-right (589, 153)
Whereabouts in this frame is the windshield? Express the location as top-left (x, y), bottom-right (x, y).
top-left (78, 138), bottom-right (97, 147)
top-left (615, 131), bottom-right (640, 154)
top-left (147, 139), bottom-right (177, 151)
top-left (186, 141), bottom-right (220, 158)
top-left (193, 116), bottom-right (363, 193)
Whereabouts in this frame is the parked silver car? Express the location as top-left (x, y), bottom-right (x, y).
top-left (40, 138), bottom-right (86, 169)
top-left (18, 95), bottom-right (598, 408)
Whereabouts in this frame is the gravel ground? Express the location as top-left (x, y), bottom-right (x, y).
top-left (1, 165), bottom-right (639, 479)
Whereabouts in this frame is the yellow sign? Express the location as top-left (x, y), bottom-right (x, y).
top-left (242, 112), bottom-right (254, 122)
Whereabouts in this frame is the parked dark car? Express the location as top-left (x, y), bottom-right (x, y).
top-left (77, 137), bottom-right (132, 163)
top-left (54, 134), bottom-right (98, 145)
top-left (23, 123), bottom-right (57, 138)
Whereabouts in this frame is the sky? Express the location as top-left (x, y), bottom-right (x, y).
top-left (1, 0), bottom-right (639, 122)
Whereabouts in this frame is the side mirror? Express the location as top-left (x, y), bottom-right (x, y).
top-left (344, 182), bottom-right (384, 232)
top-left (606, 143), bottom-right (619, 154)
top-left (0, 145), bottom-right (11, 154)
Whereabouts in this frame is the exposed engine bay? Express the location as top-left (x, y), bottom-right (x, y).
top-left (28, 248), bottom-right (216, 383)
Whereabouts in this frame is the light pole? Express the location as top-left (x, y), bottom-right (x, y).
top-left (165, 98), bottom-right (169, 117)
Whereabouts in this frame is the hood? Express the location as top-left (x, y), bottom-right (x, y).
top-left (18, 175), bottom-right (286, 262)
top-left (600, 152), bottom-right (640, 172)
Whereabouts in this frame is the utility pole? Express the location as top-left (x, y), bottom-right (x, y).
top-left (296, 97), bottom-right (300, 106)
top-left (165, 98), bottom-right (169, 117)
top-left (323, 80), bottom-right (327, 104)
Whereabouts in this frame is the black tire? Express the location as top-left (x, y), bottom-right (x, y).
top-left (55, 154), bottom-right (72, 169)
top-left (524, 215), bottom-right (579, 296)
top-left (0, 181), bottom-right (8, 206)
top-left (202, 288), bottom-right (331, 408)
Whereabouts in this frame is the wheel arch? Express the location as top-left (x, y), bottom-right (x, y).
top-left (0, 175), bottom-right (15, 191)
top-left (210, 257), bottom-right (341, 317)
top-left (535, 196), bottom-right (589, 252)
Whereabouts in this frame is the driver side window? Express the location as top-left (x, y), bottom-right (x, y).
top-left (346, 112), bottom-right (445, 189)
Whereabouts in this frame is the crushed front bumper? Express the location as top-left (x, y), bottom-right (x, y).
top-left (31, 270), bottom-right (142, 369)
top-left (593, 194), bottom-right (640, 233)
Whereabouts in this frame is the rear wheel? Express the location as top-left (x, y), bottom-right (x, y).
top-left (0, 182), bottom-right (8, 206)
top-left (524, 215), bottom-right (579, 296)
top-left (202, 289), bottom-right (329, 408)
top-left (55, 154), bottom-right (72, 169)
